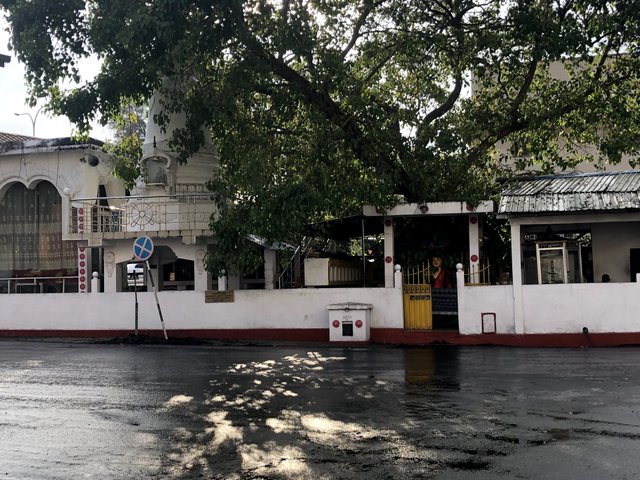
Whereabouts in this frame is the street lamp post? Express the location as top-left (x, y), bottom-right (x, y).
top-left (14, 106), bottom-right (43, 137)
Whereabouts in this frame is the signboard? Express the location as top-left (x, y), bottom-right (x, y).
top-left (205, 291), bottom-right (235, 303)
top-left (133, 236), bottom-right (154, 261)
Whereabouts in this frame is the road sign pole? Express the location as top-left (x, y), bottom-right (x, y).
top-left (146, 260), bottom-right (168, 340)
top-left (132, 236), bottom-right (168, 340)
top-left (133, 262), bottom-right (138, 336)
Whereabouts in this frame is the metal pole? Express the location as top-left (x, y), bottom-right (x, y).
top-left (146, 260), bottom-right (168, 340)
top-left (133, 265), bottom-right (138, 336)
top-left (361, 218), bottom-right (366, 287)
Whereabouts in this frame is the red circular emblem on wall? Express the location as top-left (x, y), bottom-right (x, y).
top-left (80, 254), bottom-right (86, 261)
top-left (355, 320), bottom-right (363, 328)
top-left (80, 269), bottom-right (85, 275)
top-left (469, 215), bottom-right (478, 224)
top-left (384, 219), bottom-right (392, 227)
top-left (79, 261), bottom-right (85, 268)
top-left (80, 283), bottom-right (86, 290)
top-left (470, 254), bottom-right (479, 262)
top-left (385, 256), bottom-right (393, 263)
top-left (332, 320), bottom-right (340, 328)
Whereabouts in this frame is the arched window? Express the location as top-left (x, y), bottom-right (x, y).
top-left (0, 181), bottom-right (77, 280)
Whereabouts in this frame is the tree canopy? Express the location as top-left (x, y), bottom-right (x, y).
top-left (3, 0), bottom-right (640, 271)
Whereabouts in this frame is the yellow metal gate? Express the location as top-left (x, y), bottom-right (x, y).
top-left (403, 264), bottom-right (433, 330)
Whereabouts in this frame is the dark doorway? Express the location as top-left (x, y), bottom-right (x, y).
top-left (630, 249), bottom-right (640, 282)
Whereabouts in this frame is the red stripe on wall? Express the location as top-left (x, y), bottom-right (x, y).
top-left (371, 329), bottom-right (640, 348)
top-left (1, 328), bottom-right (640, 347)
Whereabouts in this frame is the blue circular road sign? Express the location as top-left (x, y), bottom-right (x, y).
top-left (133, 236), bottom-right (154, 261)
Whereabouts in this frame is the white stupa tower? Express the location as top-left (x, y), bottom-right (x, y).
top-left (137, 81), bottom-right (220, 197)
top-left (124, 81), bottom-right (221, 236)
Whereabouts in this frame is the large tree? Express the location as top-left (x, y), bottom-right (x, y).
top-left (2, 0), bottom-right (640, 270)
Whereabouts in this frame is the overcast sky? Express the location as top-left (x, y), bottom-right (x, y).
top-left (0, 16), bottom-right (111, 140)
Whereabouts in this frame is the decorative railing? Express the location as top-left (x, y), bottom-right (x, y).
top-left (67, 194), bottom-right (217, 236)
top-left (465, 262), bottom-right (491, 286)
top-left (403, 263), bottom-right (431, 288)
top-left (0, 276), bottom-right (79, 294)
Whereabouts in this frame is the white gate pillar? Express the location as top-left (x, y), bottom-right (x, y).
top-left (468, 214), bottom-right (480, 283)
top-left (511, 221), bottom-right (525, 334)
top-left (264, 248), bottom-right (277, 290)
top-left (383, 217), bottom-right (395, 288)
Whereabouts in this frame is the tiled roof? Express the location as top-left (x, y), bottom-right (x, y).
top-left (0, 132), bottom-right (39, 143)
top-left (499, 170), bottom-right (640, 215)
top-left (0, 135), bottom-right (104, 155)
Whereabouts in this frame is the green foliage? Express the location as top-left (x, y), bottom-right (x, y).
top-left (103, 98), bottom-right (146, 188)
top-left (3, 0), bottom-right (640, 270)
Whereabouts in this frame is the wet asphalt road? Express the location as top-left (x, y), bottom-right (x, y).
top-left (1, 341), bottom-right (640, 479)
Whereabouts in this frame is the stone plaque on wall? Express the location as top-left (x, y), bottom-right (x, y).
top-left (205, 291), bottom-right (235, 303)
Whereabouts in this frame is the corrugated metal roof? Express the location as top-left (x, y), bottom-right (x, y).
top-left (499, 171), bottom-right (640, 214)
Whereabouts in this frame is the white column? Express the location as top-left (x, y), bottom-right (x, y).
top-left (511, 221), bottom-right (525, 334)
top-left (455, 263), bottom-right (466, 332)
top-left (264, 248), bottom-right (277, 290)
top-left (217, 272), bottom-right (228, 291)
top-left (61, 189), bottom-right (71, 236)
top-left (394, 264), bottom-right (402, 289)
top-left (194, 248), bottom-right (209, 292)
top-left (383, 217), bottom-right (395, 288)
top-left (103, 251), bottom-right (117, 293)
top-left (91, 272), bottom-right (100, 294)
top-left (468, 214), bottom-right (480, 283)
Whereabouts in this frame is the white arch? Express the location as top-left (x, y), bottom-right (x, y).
top-left (0, 177), bottom-right (64, 201)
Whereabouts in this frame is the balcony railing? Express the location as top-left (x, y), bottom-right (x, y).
top-left (0, 276), bottom-right (79, 294)
top-left (67, 194), bottom-right (217, 238)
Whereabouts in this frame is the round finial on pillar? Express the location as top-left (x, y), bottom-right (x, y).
top-left (394, 264), bottom-right (401, 272)
top-left (63, 187), bottom-right (71, 196)
top-left (456, 263), bottom-right (463, 272)
top-left (92, 271), bottom-right (99, 279)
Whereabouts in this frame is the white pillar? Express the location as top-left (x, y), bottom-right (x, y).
top-left (218, 273), bottom-right (228, 291)
top-left (264, 248), bottom-right (277, 290)
top-left (394, 264), bottom-right (403, 289)
top-left (510, 221), bottom-right (525, 334)
top-left (194, 248), bottom-right (209, 292)
top-left (455, 263), bottom-right (466, 332)
top-left (103, 251), bottom-right (118, 293)
top-left (383, 217), bottom-right (395, 288)
top-left (91, 271), bottom-right (100, 294)
top-left (61, 189), bottom-right (71, 236)
top-left (468, 214), bottom-right (480, 283)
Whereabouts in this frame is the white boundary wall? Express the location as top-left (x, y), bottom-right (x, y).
top-left (458, 285), bottom-right (515, 334)
top-left (458, 280), bottom-right (640, 335)
top-left (520, 283), bottom-right (640, 333)
top-left (0, 288), bottom-right (403, 332)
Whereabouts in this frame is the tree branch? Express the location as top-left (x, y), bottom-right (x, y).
top-left (423, 73), bottom-right (463, 125)
top-left (340, 0), bottom-right (384, 60)
top-left (246, 38), bottom-right (361, 138)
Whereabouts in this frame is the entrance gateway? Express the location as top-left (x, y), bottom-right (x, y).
top-left (403, 264), bottom-right (433, 329)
